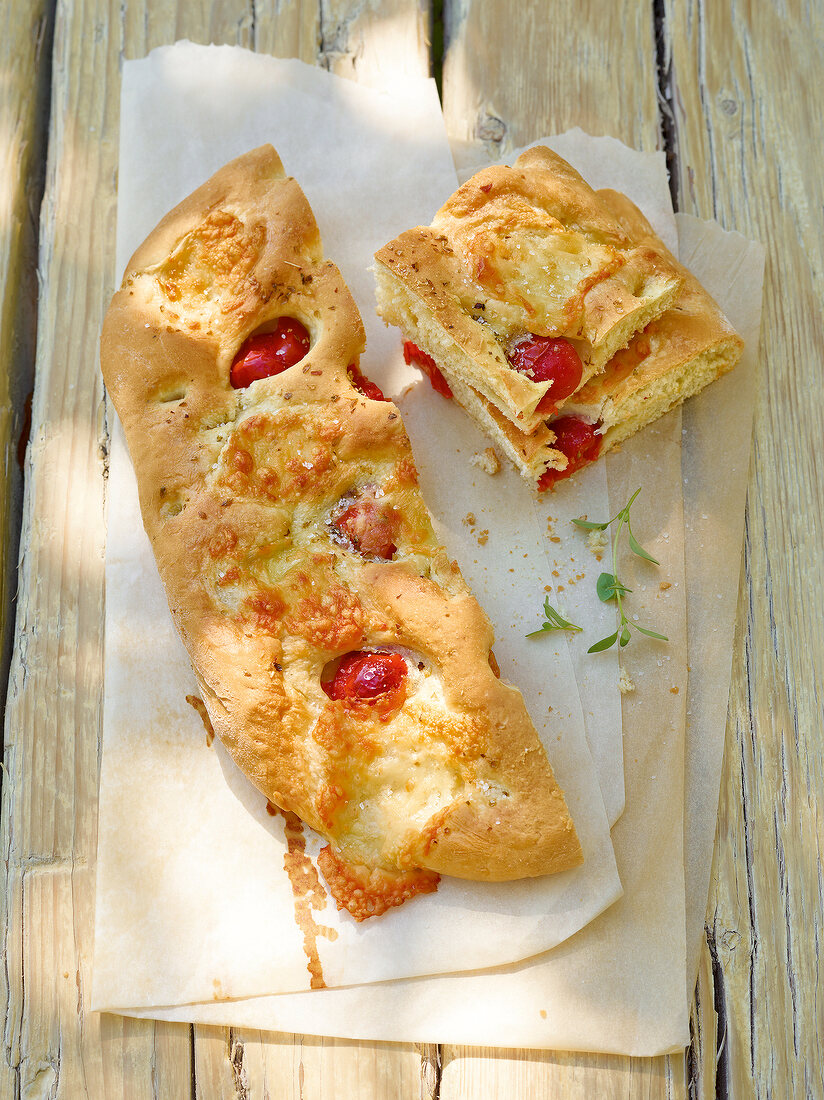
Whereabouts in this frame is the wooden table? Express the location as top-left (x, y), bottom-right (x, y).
top-left (2, 2), bottom-right (820, 1096)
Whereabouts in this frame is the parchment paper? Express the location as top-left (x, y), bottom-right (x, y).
top-left (92, 42), bottom-right (764, 1054)
top-left (92, 45), bottom-right (621, 1011)
top-left (124, 214), bottom-right (762, 1056)
top-left (678, 220), bottom-right (766, 988)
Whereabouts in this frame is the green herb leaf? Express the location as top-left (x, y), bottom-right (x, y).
top-left (596, 572), bottom-right (632, 602)
top-left (634, 624), bottom-right (669, 641)
top-left (588, 630), bottom-right (619, 653)
top-left (571, 487), bottom-right (670, 655)
top-left (571, 517), bottom-right (611, 532)
top-left (526, 598), bottom-right (582, 638)
top-left (627, 527), bottom-right (660, 565)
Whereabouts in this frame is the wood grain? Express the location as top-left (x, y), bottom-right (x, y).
top-left (664, 1), bottom-right (824, 1095)
top-left (194, 1030), bottom-right (429, 1100)
top-left (441, 0), bottom-right (661, 160)
top-left (0, 2), bottom-right (51, 751)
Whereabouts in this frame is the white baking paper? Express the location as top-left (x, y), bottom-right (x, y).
top-left (93, 45), bottom-right (621, 1011)
top-left (678, 219), bottom-right (766, 989)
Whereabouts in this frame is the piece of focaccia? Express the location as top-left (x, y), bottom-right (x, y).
top-left (101, 146), bottom-right (582, 922)
top-left (375, 155), bottom-right (743, 492)
top-left (374, 145), bottom-right (683, 440)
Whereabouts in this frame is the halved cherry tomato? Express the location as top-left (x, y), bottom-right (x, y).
top-left (403, 341), bottom-right (453, 399)
top-left (347, 362), bottom-right (388, 402)
top-left (330, 498), bottom-right (398, 560)
top-left (230, 318), bottom-right (310, 388)
top-left (322, 651), bottom-right (407, 702)
top-left (507, 335), bottom-right (583, 414)
top-left (538, 416), bottom-right (602, 491)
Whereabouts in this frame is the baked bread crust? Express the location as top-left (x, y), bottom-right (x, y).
top-left (375, 145), bottom-right (683, 434)
top-left (101, 146), bottom-right (582, 918)
top-left (576, 190), bottom-right (744, 448)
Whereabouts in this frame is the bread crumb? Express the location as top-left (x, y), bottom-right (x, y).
top-left (464, 512), bottom-right (476, 527)
top-left (660, 581), bottom-right (671, 591)
top-left (670, 685), bottom-right (679, 694)
top-left (549, 535), bottom-right (561, 544)
top-left (587, 529), bottom-right (607, 560)
top-left (477, 530), bottom-right (489, 546)
top-left (470, 447), bottom-right (500, 475)
top-left (619, 669), bottom-right (636, 694)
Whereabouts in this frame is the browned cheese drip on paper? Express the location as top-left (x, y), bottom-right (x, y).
top-left (186, 693), bottom-right (215, 746)
top-left (268, 801), bottom-right (337, 989)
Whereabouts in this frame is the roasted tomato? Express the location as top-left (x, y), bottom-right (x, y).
top-left (230, 318), bottom-right (310, 388)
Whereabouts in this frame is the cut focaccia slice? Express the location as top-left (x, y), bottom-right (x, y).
top-left (420, 190), bottom-right (744, 490)
top-left (101, 145), bottom-right (582, 922)
top-left (374, 145), bottom-right (683, 435)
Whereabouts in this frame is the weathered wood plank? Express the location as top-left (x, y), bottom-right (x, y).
top-left (0, 1), bottom-right (51, 739)
top-left (194, 1028), bottom-right (431, 1100)
top-left (664, 2), bottom-right (824, 1096)
top-left (440, 1047), bottom-right (677, 1100)
top-left (441, 0), bottom-right (661, 160)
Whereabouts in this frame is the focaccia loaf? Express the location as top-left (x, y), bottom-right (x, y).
top-left (101, 146), bottom-right (582, 921)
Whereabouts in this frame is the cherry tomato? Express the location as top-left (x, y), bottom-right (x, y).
top-left (403, 341), bottom-right (453, 399)
top-left (331, 499), bottom-right (398, 560)
top-left (322, 651), bottom-right (407, 703)
top-left (230, 318), bottom-right (310, 388)
top-left (538, 416), bottom-right (601, 490)
top-left (347, 362), bottom-right (388, 402)
top-left (507, 335), bottom-right (583, 414)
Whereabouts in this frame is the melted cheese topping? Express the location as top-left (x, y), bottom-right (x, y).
top-left (186, 367), bottom-right (493, 875)
top-left (433, 196), bottom-right (622, 341)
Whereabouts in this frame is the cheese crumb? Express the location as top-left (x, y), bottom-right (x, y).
top-left (618, 669), bottom-right (636, 694)
top-left (470, 447), bottom-right (500, 475)
top-left (464, 512), bottom-right (476, 527)
top-left (587, 529), bottom-right (607, 559)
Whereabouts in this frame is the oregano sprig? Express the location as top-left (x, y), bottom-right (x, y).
top-left (572, 487), bottom-right (668, 653)
top-left (526, 596), bottom-right (582, 639)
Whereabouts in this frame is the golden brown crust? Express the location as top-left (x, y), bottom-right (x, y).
top-left (568, 190), bottom-right (744, 450)
top-left (374, 145), bottom-right (683, 432)
top-left (101, 145), bottom-right (582, 908)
